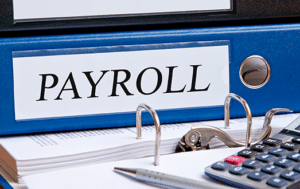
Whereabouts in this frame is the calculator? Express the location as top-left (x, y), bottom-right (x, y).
top-left (205, 116), bottom-right (300, 189)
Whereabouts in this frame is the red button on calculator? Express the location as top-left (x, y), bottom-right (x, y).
top-left (225, 155), bottom-right (245, 165)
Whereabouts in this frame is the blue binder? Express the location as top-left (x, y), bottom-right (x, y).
top-left (1, 23), bottom-right (300, 135)
top-left (1, 0), bottom-right (300, 36)
top-left (0, 175), bottom-right (12, 189)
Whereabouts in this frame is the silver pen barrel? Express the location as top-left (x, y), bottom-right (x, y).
top-left (115, 167), bottom-right (233, 189)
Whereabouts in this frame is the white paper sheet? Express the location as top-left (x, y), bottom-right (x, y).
top-left (23, 147), bottom-right (242, 189)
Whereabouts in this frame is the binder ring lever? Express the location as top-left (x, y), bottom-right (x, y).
top-left (136, 103), bottom-right (161, 166)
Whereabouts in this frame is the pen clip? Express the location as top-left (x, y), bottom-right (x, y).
top-left (136, 103), bottom-right (161, 166)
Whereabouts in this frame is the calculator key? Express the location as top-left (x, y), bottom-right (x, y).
top-left (292, 137), bottom-right (300, 144)
top-left (242, 159), bottom-right (263, 169)
top-left (229, 166), bottom-right (250, 175)
top-left (250, 144), bottom-right (270, 152)
top-left (225, 155), bottom-right (245, 165)
top-left (281, 142), bottom-right (300, 151)
top-left (247, 171), bottom-right (269, 181)
top-left (261, 164), bottom-right (282, 175)
top-left (263, 138), bottom-right (282, 147)
top-left (287, 152), bottom-right (300, 162)
top-left (266, 177), bottom-right (288, 188)
top-left (274, 158), bottom-right (294, 168)
top-left (255, 153), bottom-right (276, 163)
top-left (287, 180), bottom-right (300, 189)
top-left (211, 162), bottom-right (232, 171)
top-left (280, 170), bottom-right (300, 181)
top-left (268, 147), bottom-right (289, 157)
top-left (293, 164), bottom-right (300, 173)
top-left (237, 149), bottom-right (257, 158)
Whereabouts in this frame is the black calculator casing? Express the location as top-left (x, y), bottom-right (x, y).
top-left (205, 116), bottom-right (300, 189)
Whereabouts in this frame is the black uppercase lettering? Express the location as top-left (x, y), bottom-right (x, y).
top-left (109, 69), bottom-right (133, 97)
top-left (136, 67), bottom-right (162, 95)
top-left (187, 65), bottom-right (210, 92)
top-left (55, 72), bottom-right (82, 100)
top-left (37, 74), bottom-right (59, 101)
top-left (164, 66), bottom-right (186, 94)
top-left (83, 70), bottom-right (109, 98)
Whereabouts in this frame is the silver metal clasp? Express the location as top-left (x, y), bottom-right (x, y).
top-left (224, 93), bottom-right (252, 147)
top-left (136, 103), bottom-right (161, 166)
top-left (175, 93), bottom-right (293, 152)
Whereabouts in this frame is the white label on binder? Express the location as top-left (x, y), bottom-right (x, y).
top-left (13, 45), bottom-right (229, 120)
top-left (13, 0), bottom-right (231, 20)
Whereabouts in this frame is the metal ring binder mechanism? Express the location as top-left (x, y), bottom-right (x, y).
top-left (135, 95), bottom-right (292, 164)
top-left (176, 93), bottom-right (292, 152)
top-left (224, 93), bottom-right (252, 147)
top-left (136, 103), bottom-right (161, 166)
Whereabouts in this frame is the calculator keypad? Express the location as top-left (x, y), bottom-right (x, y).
top-left (242, 159), bottom-right (264, 169)
top-left (293, 164), bottom-right (300, 172)
top-left (274, 158), bottom-right (294, 168)
top-left (280, 170), bottom-right (300, 181)
top-left (255, 153), bottom-right (276, 163)
top-left (291, 138), bottom-right (300, 144)
top-left (266, 177), bottom-right (288, 188)
top-left (281, 142), bottom-right (300, 151)
top-left (261, 164), bottom-right (282, 175)
top-left (286, 152), bottom-right (300, 162)
top-left (247, 171), bottom-right (269, 181)
top-left (229, 166), bottom-right (250, 175)
top-left (237, 149), bottom-right (257, 158)
top-left (211, 162), bottom-right (232, 171)
top-left (263, 138), bottom-right (282, 147)
top-left (225, 155), bottom-right (245, 165)
top-left (207, 137), bottom-right (300, 188)
top-left (251, 144), bottom-right (270, 152)
top-left (268, 147), bottom-right (289, 157)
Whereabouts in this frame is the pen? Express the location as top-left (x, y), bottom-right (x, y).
top-left (114, 167), bottom-right (233, 189)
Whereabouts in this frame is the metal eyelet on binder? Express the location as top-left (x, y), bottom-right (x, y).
top-left (136, 103), bottom-right (161, 166)
top-left (239, 55), bottom-right (271, 89)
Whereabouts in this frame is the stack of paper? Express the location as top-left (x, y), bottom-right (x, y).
top-left (23, 147), bottom-right (244, 189)
top-left (0, 113), bottom-right (298, 186)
